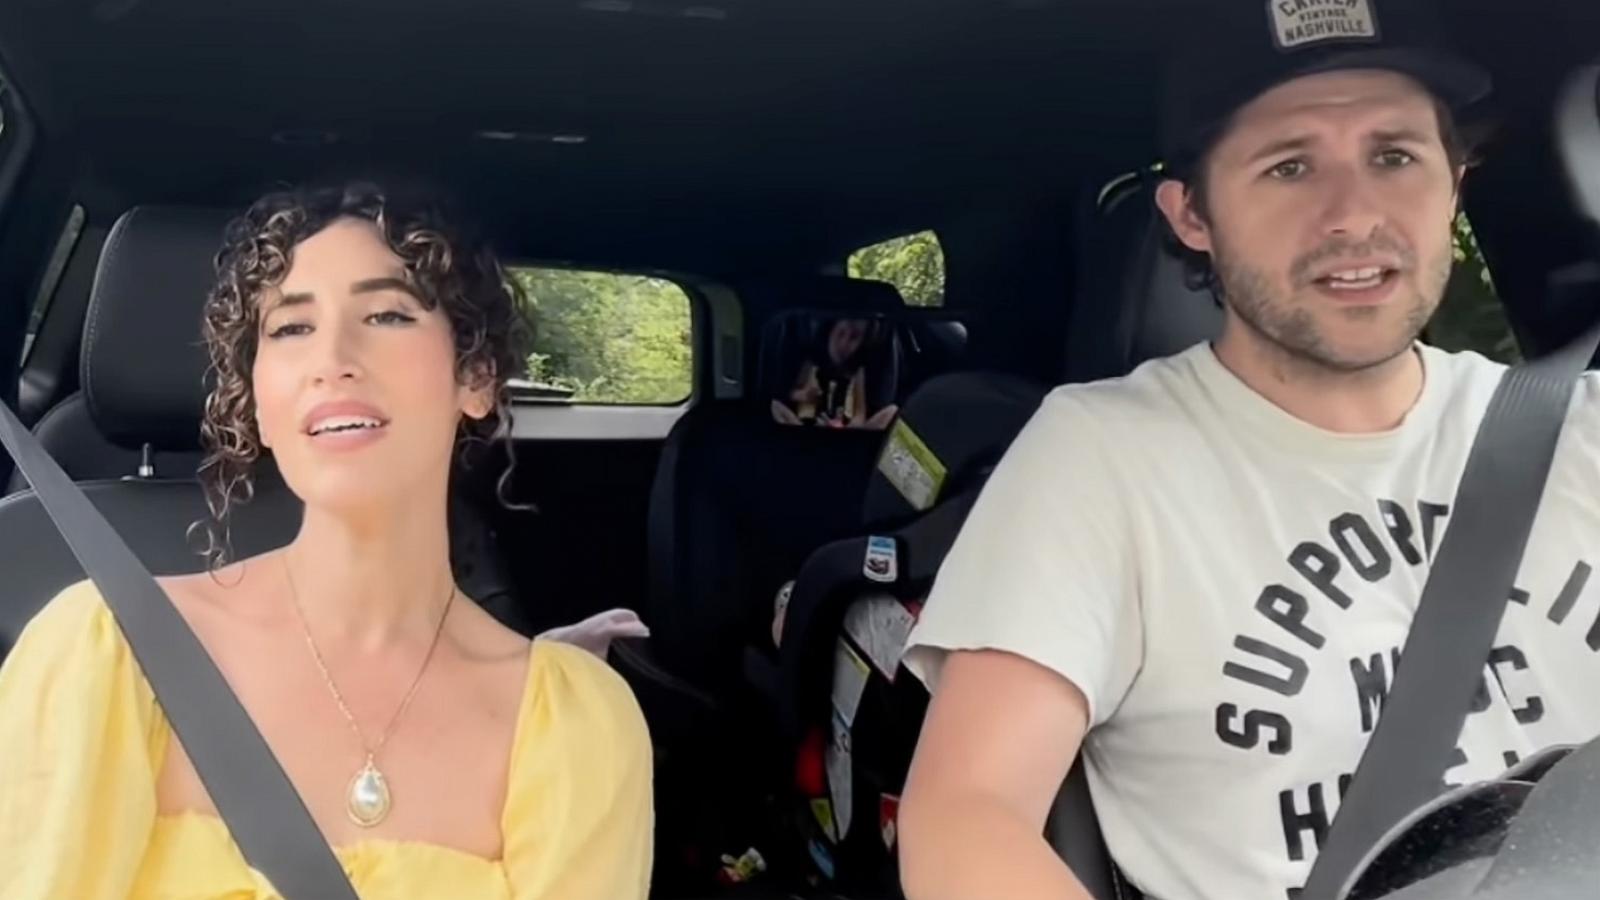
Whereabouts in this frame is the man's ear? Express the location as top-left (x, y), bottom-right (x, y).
top-left (1154, 179), bottom-right (1214, 255)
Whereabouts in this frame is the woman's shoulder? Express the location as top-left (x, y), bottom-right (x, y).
top-left (9, 579), bottom-right (125, 660)
top-left (521, 638), bottom-right (650, 749)
top-left (0, 578), bottom-right (162, 738)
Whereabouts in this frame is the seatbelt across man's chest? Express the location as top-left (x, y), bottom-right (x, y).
top-left (1301, 321), bottom-right (1600, 899)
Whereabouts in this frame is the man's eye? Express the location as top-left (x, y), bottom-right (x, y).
top-left (1376, 148), bottom-right (1416, 168)
top-left (1267, 159), bottom-right (1308, 180)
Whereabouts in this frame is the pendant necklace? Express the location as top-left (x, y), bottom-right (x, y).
top-left (283, 555), bottom-right (456, 828)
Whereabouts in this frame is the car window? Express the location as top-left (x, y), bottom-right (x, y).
top-left (1427, 213), bottom-right (1520, 364)
top-left (847, 230), bottom-right (946, 307)
top-left (509, 266), bottom-right (695, 405)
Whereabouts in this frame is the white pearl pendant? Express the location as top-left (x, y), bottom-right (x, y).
top-left (347, 757), bottom-right (392, 828)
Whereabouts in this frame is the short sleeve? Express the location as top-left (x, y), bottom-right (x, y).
top-left (902, 391), bottom-right (1144, 727)
top-left (502, 640), bottom-right (654, 900)
top-left (0, 581), bottom-right (164, 899)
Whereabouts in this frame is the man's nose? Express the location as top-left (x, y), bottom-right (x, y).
top-left (1315, 162), bottom-right (1386, 241)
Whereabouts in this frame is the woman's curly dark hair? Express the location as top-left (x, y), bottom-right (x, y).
top-left (194, 182), bottom-right (532, 569)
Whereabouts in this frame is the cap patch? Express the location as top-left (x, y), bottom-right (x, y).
top-left (1269, 0), bottom-right (1380, 51)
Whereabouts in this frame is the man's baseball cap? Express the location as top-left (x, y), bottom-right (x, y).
top-left (1159, 0), bottom-right (1492, 172)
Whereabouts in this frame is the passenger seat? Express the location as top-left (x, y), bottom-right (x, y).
top-left (0, 207), bottom-right (301, 657)
top-left (0, 206), bottom-right (521, 658)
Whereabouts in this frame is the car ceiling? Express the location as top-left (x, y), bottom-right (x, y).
top-left (0, 0), bottom-right (1596, 274)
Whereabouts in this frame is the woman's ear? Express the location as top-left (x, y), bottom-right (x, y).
top-left (458, 359), bottom-right (498, 421)
top-left (462, 390), bottom-right (494, 421)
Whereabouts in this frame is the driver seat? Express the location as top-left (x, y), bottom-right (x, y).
top-left (1046, 171), bottom-right (1222, 900)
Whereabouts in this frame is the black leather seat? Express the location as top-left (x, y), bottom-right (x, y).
top-left (1043, 174), bottom-right (1224, 900)
top-left (4, 206), bottom-right (228, 494)
top-left (1065, 172), bottom-right (1223, 385)
top-left (0, 205), bottom-right (522, 659)
top-left (644, 277), bottom-right (908, 690)
top-left (0, 206), bottom-right (303, 658)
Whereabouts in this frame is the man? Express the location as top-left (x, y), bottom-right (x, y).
top-left (895, 2), bottom-right (1600, 899)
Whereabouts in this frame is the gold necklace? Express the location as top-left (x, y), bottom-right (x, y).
top-left (282, 554), bottom-right (457, 828)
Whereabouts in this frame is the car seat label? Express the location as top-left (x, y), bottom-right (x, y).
top-left (832, 637), bottom-right (872, 726)
top-left (878, 419), bottom-right (947, 511)
top-left (864, 535), bottom-right (899, 584)
top-left (825, 708), bottom-right (855, 841)
top-left (811, 797), bottom-right (839, 843)
top-left (772, 579), bottom-right (796, 647)
top-left (845, 592), bottom-right (918, 681)
top-left (1269, 0), bottom-right (1379, 51)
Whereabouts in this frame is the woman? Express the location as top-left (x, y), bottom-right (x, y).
top-left (0, 183), bottom-right (654, 898)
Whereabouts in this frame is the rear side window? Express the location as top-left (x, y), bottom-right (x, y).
top-left (510, 267), bottom-right (695, 405)
top-left (1428, 213), bottom-right (1520, 364)
top-left (848, 230), bottom-right (946, 307)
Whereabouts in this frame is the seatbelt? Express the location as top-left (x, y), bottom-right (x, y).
top-left (1301, 322), bottom-right (1600, 900)
top-left (0, 401), bottom-right (359, 900)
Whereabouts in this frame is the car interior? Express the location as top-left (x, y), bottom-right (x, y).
top-left (1, 1), bottom-right (1599, 898)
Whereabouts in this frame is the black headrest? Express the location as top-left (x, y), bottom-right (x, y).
top-left (1557, 62), bottom-right (1600, 239)
top-left (1066, 175), bottom-right (1222, 384)
top-left (82, 206), bottom-right (234, 451)
top-left (862, 371), bottom-right (1046, 525)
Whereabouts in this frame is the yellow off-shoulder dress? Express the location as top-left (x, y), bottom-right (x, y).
top-left (0, 581), bottom-right (654, 899)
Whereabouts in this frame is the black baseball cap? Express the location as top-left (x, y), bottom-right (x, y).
top-left (1159, 0), bottom-right (1492, 172)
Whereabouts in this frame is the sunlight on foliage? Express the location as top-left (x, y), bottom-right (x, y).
top-left (1430, 213), bottom-right (1520, 364)
top-left (511, 268), bottom-right (693, 404)
top-left (847, 230), bottom-right (946, 307)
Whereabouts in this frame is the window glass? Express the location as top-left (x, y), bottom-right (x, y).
top-left (509, 267), bottom-right (694, 405)
top-left (847, 230), bottom-right (946, 308)
top-left (1428, 213), bottom-right (1520, 364)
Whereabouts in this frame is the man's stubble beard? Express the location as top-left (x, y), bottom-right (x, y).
top-left (1211, 229), bottom-right (1453, 376)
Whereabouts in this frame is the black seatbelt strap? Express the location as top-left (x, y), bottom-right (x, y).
top-left (1301, 322), bottom-right (1600, 900)
top-left (0, 401), bottom-right (359, 900)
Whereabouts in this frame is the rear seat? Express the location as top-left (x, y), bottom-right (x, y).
top-left (643, 277), bottom-right (907, 691)
top-left (0, 206), bottom-right (521, 658)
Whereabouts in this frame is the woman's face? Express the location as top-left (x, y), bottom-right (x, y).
top-left (251, 217), bottom-right (492, 514)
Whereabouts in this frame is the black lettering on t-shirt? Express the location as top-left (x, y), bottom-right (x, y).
top-left (1377, 499), bottom-right (1423, 566)
top-left (1419, 501), bottom-right (1450, 560)
top-left (1350, 651), bottom-right (1392, 733)
top-left (1256, 585), bottom-right (1327, 649)
top-left (1547, 560), bottom-right (1592, 626)
top-left (1331, 512), bottom-right (1391, 582)
top-left (1279, 782), bottom-right (1333, 862)
top-left (1289, 541), bottom-right (1354, 609)
top-left (1215, 703), bottom-right (1293, 754)
top-left (1504, 750), bottom-right (1523, 769)
top-left (1488, 645), bottom-right (1544, 725)
top-left (1224, 636), bottom-right (1309, 697)
top-left (1510, 587), bottom-right (1530, 606)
